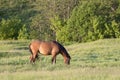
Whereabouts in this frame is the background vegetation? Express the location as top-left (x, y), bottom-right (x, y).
top-left (0, 0), bottom-right (120, 79)
top-left (0, 39), bottom-right (120, 80)
top-left (0, 0), bottom-right (120, 43)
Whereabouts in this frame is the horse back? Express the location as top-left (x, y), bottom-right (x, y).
top-left (39, 41), bottom-right (60, 55)
top-left (30, 40), bottom-right (59, 54)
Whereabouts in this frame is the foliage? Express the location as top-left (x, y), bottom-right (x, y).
top-left (18, 24), bottom-right (29, 40)
top-left (64, 0), bottom-right (120, 42)
top-left (50, 16), bottom-right (67, 42)
top-left (29, 14), bottom-right (54, 41)
top-left (0, 0), bottom-right (120, 43)
top-left (0, 18), bottom-right (23, 40)
top-left (0, 0), bottom-right (79, 41)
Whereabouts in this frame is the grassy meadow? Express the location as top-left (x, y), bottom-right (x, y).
top-left (0, 39), bottom-right (120, 80)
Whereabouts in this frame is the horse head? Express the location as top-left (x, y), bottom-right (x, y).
top-left (65, 54), bottom-right (71, 65)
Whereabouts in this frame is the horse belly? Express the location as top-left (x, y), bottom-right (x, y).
top-left (38, 42), bottom-right (59, 55)
top-left (39, 46), bottom-right (52, 55)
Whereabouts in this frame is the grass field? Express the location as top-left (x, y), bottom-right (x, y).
top-left (0, 39), bottom-right (120, 80)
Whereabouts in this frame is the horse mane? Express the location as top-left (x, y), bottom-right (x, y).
top-left (53, 41), bottom-right (71, 59)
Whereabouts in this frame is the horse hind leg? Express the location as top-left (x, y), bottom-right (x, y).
top-left (35, 53), bottom-right (40, 62)
top-left (29, 54), bottom-right (35, 63)
top-left (30, 55), bottom-right (33, 63)
top-left (36, 50), bottom-right (40, 60)
top-left (36, 54), bottom-right (39, 60)
top-left (51, 53), bottom-right (57, 64)
top-left (32, 53), bottom-right (38, 63)
top-left (51, 57), bottom-right (56, 64)
top-left (31, 51), bottom-right (39, 63)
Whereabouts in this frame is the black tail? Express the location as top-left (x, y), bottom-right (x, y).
top-left (29, 43), bottom-right (33, 55)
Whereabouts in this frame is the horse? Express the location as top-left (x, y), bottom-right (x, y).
top-left (29, 40), bottom-right (71, 65)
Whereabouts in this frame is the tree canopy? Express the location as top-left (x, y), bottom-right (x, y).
top-left (0, 0), bottom-right (120, 43)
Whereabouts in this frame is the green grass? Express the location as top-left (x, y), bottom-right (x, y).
top-left (0, 39), bottom-right (120, 80)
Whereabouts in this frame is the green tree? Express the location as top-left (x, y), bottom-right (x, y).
top-left (50, 16), bottom-right (67, 42)
top-left (0, 0), bottom-right (79, 42)
top-left (64, 0), bottom-right (120, 42)
top-left (18, 24), bottom-right (29, 40)
top-left (0, 18), bottom-right (23, 40)
top-left (29, 14), bottom-right (54, 41)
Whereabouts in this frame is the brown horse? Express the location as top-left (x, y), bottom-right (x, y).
top-left (29, 40), bottom-right (71, 65)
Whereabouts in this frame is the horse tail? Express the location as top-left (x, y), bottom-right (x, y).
top-left (29, 43), bottom-right (33, 55)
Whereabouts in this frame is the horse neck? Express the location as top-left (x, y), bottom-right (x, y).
top-left (53, 41), bottom-right (71, 59)
top-left (61, 50), bottom-right (71, 59)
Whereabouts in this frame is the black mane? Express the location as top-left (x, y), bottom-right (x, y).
top-left (53, 41), bottom-right (71, 59)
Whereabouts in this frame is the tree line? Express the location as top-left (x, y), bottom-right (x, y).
top-left (0, 0), bottom-right (120, 44)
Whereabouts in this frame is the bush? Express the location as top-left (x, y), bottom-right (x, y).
top-left (0, 18), bottom-right (23, 40)
top-left (18, 24), bottom-right (29, 40)
top-left (64, 0), bottom-right (120, 42)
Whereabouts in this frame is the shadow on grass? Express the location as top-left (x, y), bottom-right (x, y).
top-left (0, 52), bottom-right (28, 58)
top-left (14, 46), bottom-right (29, 50)
top-left (0, 52), bottom-right (9, 58)
top-left (0, 59), bottom-right (29, 66)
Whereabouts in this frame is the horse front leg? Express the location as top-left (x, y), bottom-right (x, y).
top-left (51, 56), bottom-right (56, 64)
